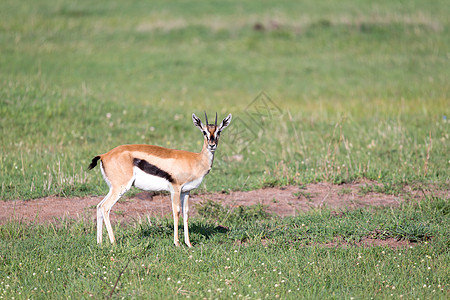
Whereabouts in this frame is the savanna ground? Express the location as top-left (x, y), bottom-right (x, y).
top-left (0, 0), bottom-right (449, 299)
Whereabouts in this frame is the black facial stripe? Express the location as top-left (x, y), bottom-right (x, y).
top-left (133, 158), bottom-right (174, 183)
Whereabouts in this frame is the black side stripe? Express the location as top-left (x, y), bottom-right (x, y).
top-left (133, 158), bottom-right (174, 183)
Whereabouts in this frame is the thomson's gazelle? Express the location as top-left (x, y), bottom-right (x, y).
top-left (88, 112), bottom-right (232, 247)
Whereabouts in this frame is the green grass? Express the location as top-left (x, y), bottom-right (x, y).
top-left (1, 195), bottom-right (448, 299)
top-left (0, 0), bottom-right (449, 199)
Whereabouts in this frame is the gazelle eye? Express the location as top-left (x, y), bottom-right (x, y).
top-left (203, 131), bottom-right (207, 136)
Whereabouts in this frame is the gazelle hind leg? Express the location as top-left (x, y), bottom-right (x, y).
top-left (181, 192), bottom-right (192, 247)
top-left (97, 189), bottom-right (112, 244)
top-left (99, 182), bottom-right (132, 244)
top-left (100, 189), bottom-right (123, 244)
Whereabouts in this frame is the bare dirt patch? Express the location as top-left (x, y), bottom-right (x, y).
top-left (319, 237), bottom-right (416, 249)
top-left (0, 181), bottom-right (435, 225)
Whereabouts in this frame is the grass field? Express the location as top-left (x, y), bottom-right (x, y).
top-left (0, 0), bottom-right (449, 298)
top-left (1, 195), bottom-right (449, 299)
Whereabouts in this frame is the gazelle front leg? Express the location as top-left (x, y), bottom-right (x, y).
top-left (171, 188), bottom-right (181, 247)
top-left (181, 192), bottom-right (192, 247)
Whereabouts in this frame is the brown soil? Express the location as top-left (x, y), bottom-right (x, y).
top-left (1, 180), bottom-right (440, 224)
top-left (2, 181), bottom-right (446, 249)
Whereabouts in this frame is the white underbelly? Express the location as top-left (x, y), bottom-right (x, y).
top-left (133, 167), bottom-right (172, 192)
top-left (182, 176), bottom-right (204, 192)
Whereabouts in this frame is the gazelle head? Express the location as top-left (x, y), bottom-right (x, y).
top-left (192, 112), bottom-right (232, 151)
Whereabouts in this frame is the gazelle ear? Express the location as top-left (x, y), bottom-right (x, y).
top-left (192, 113), bottom-right (205, 131)
top-left (218, 114), bottom-right (232, 132)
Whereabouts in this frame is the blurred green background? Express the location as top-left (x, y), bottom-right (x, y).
top-left (0, 0), bottom-right (448, 199)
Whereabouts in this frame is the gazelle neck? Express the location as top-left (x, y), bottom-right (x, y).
top-left (200, 138), bottom-right (215, 170)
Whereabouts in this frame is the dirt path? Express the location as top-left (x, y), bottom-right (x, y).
top-left (2, 181), bottom-right (438, 225)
